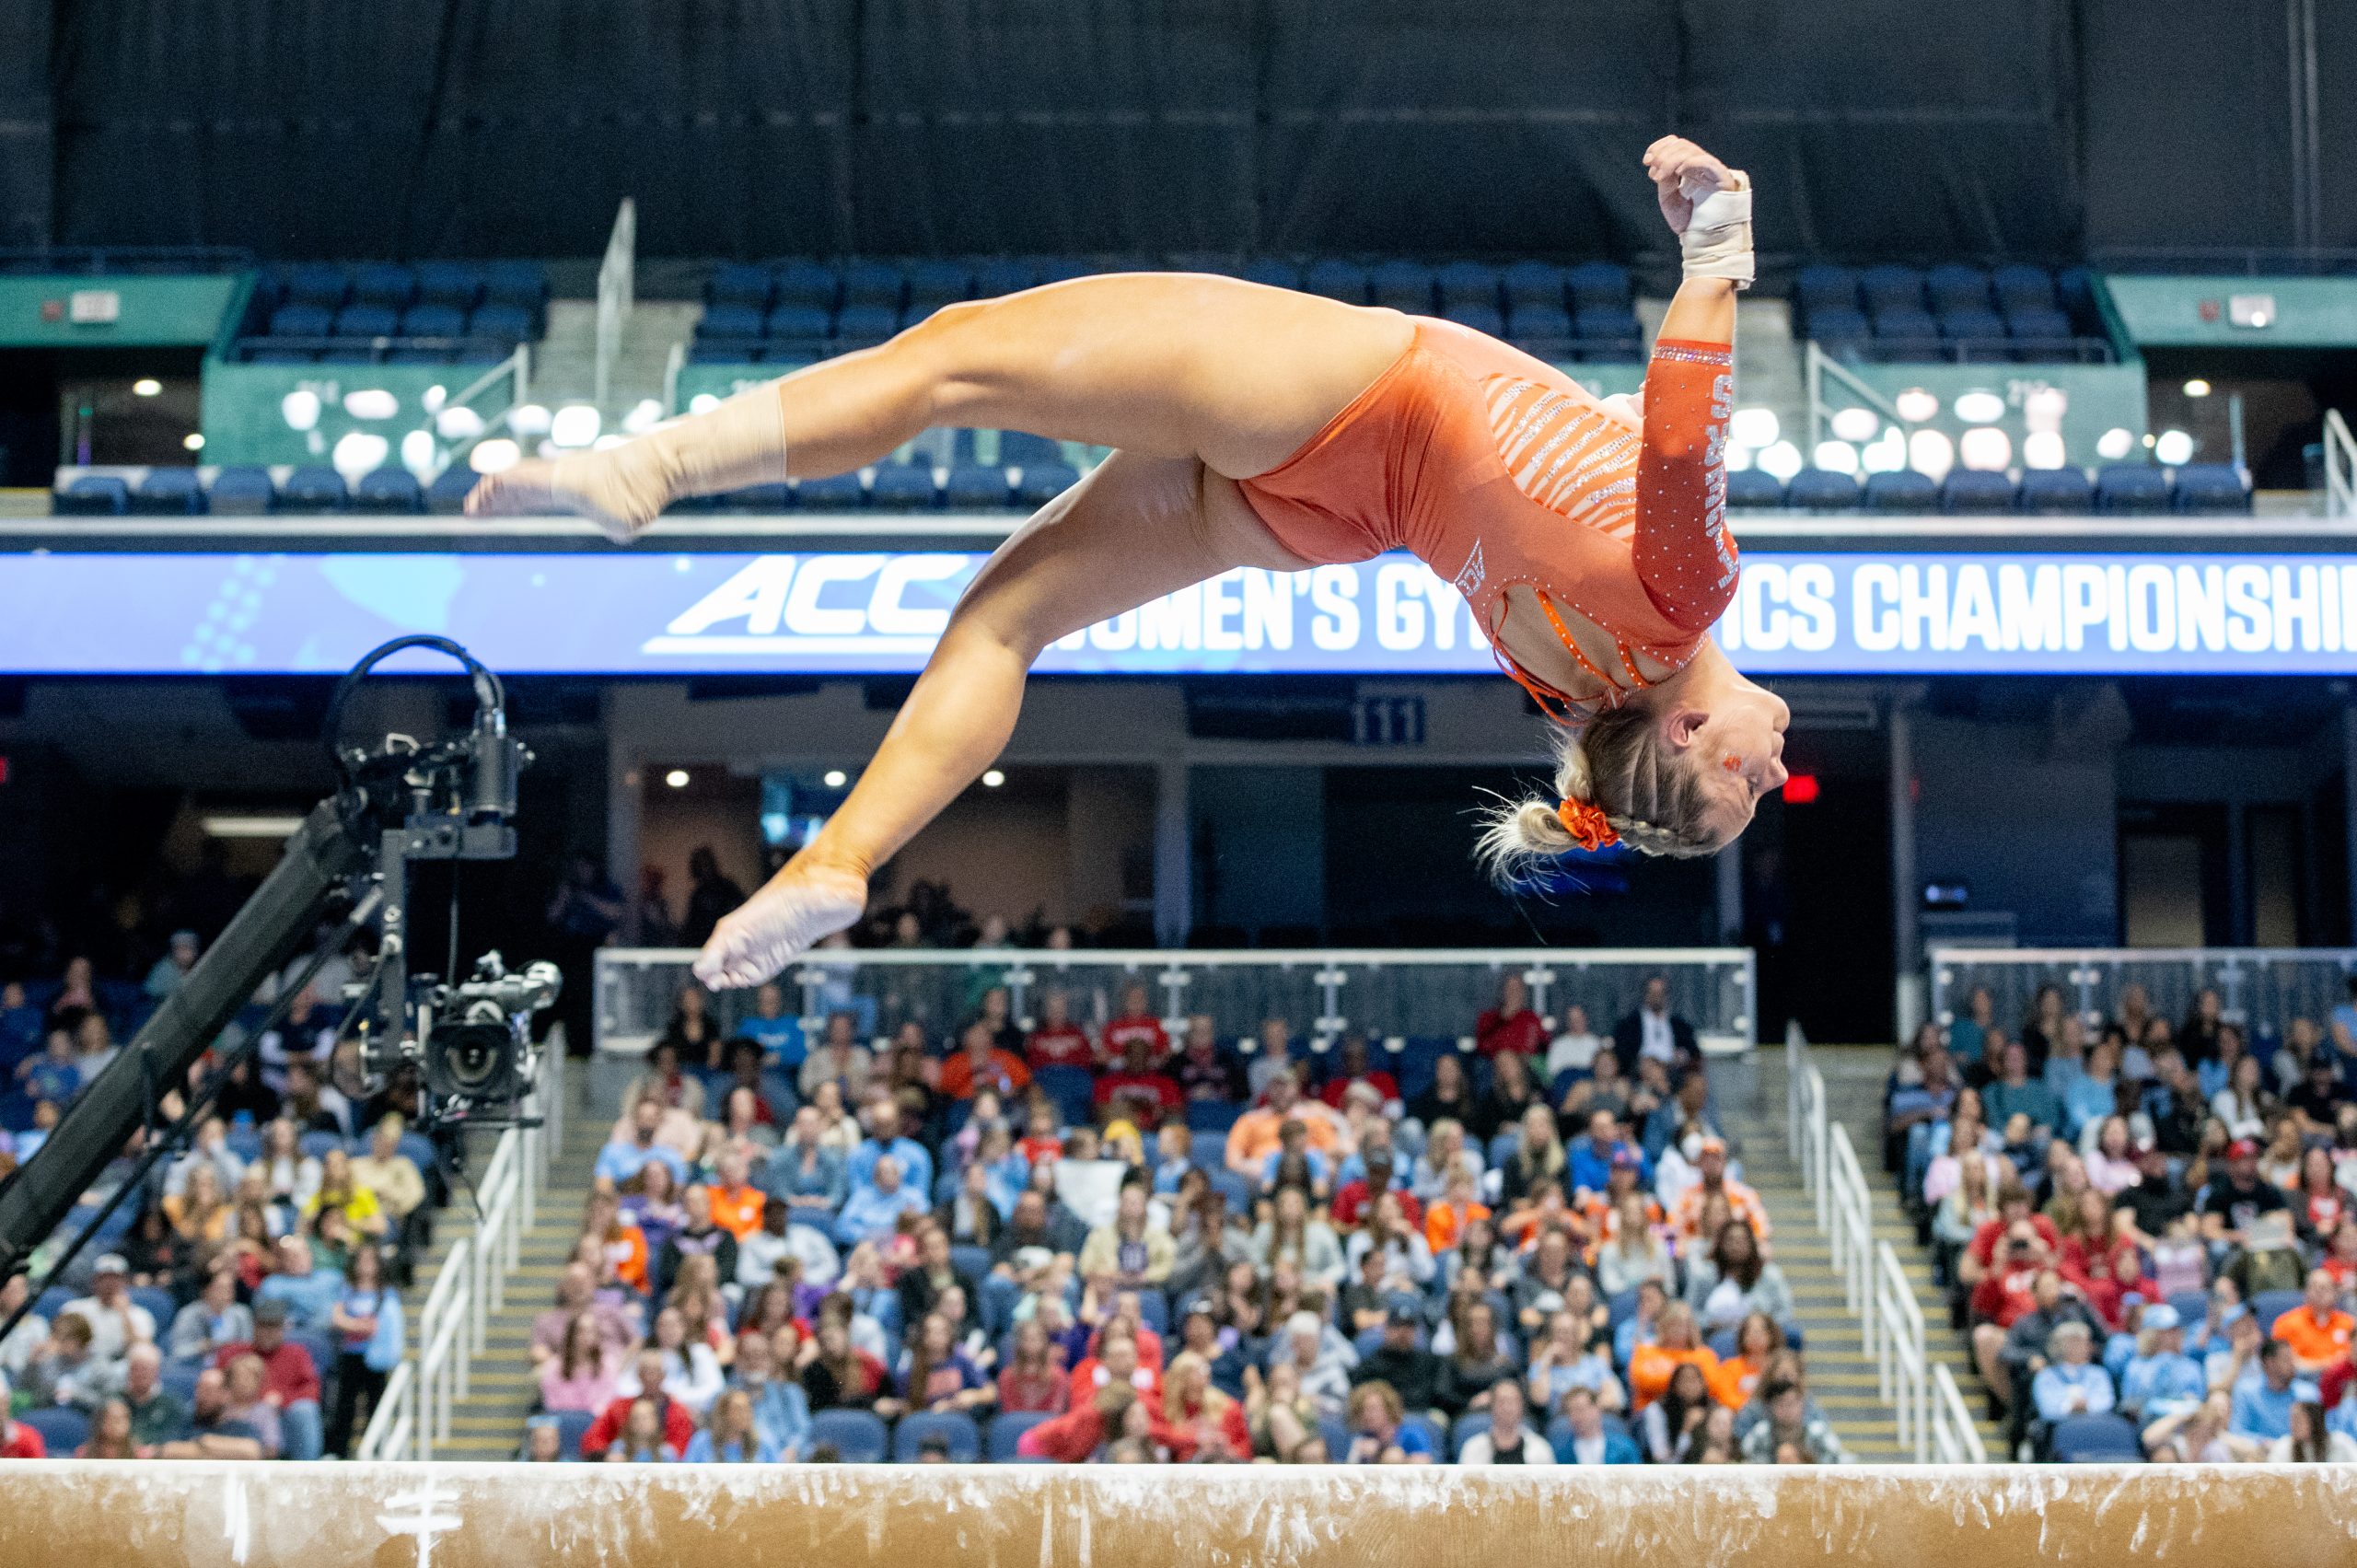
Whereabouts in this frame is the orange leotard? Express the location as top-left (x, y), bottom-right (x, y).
top-left (1235, 314), bottom-right (1738, 721)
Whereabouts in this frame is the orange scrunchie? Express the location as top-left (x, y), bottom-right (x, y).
top-left (1556, 797), bottom-right (1619, 853)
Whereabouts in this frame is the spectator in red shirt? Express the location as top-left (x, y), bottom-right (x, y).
top-left (1476, 974), bottom-right (1549, 1060)
top-left (1102, 984), bottom-right (1169, 1063)
top-left (1968, 1223), bottom-right (2055, 1399)
top-left (1170, 1016), bottom-right (1247, 1103)
top-left (0, 1376), bottom-right (42, 1457)
top-left (938, 1020), bottom-right (1032, 1101)
top-left (1096, 1036), bottom-right (1183, 1126)
top-left (1332, 1152), bottom-right (1422, 1232)
top-left (580, 1350), bottom-right (700, 1458)
top-left (1318, 1033), bottom-right (1400, 1111)
top-left (1957, 1179), bottom-right (2062, 1293)
top-left (213, 1300), bottom-right (322, 1423)
top-left (1023, 990), bottom-right (1096, 1070)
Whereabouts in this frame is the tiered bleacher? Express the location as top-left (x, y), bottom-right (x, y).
top-left (1726, 460), bottom-right (2250, 515)
top-left (1795, 263), bottom-right (2108, 364)
top-left (228, 261), bottom-right (550, 366)
top-left (1884, 976), bottom-right (2357, 1462)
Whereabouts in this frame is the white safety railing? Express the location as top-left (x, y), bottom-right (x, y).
top-left (1784, 1023), bottom-right (1945, 1462)
top-left (594, 197), bottom-right (637, 407)
top-left (1932, 1363), bottom-right (1991, 1464)
top-left (355, 1041), bottom-right (563, 1460)
top-left (1929, 947), bottom-right (2357, 1045)
top-left (2326, 408), bottom-right (2354, 519)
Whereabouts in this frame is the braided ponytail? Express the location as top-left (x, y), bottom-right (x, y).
top-left (1477, 706), bottom-right (1723, 880)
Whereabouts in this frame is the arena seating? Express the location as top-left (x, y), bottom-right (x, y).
top-left (1725, 463), bottom-right (2245, 516)
top-left (1794, 262), bottom-right (2107, 363)
top-left (228, 261), bottom-right (549, 365)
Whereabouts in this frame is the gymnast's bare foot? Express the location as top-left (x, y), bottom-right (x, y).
top-left (692, 860), bottom-right (870, 990)
top-left (463, 445), bottom-right (675, 544)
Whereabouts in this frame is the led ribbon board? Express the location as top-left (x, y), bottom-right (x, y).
top-left (1, 550), bottom-right (2353, 676)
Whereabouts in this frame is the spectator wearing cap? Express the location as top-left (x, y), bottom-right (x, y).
top-left (1555, 1384), bottom-right (1642, 1464)
top-left (1669, 1137), bottom-right (1769, 1244)
top-left (1353, 1305), bottom-right (1446, 1416)
top-left (2029, 1321), bottom-right (2114, 1425)
top-left (63, 1254), bottom-right (154, 1367)
top-left (2272, 1267), bottom-right (2354, 1375)
top-left (2231, 1339), bottom-right (2305, 1442)
top-left (215, 1297), bottom-right (324, 1460)
top-left (2200, 1137), bottom-right (2289, 1249)
top-left (2118, 1304), bottom-right (2206, 1422)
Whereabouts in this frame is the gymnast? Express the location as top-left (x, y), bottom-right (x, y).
top-left (469, 135), bottom-right (1790, 989)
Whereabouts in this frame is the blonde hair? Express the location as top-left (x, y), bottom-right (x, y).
top-left (1478, 709), bottom-right (1718, 876)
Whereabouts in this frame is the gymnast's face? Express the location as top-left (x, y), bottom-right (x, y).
top-left (1674, 680), bottom-right (1790, 848)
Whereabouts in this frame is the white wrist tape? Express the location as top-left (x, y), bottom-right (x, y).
top-left (665, 384), bottom-right (792, 497)
top-left (1680, 180), bottom-right (1753, 289)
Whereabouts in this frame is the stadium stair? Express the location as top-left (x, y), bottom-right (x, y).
top-left (1722, 1083), bottom-right (1908, 1460)
top-left (431, 1070), bottom-right (606, 1459)
top-left (531, 299), bottom-right (703, 425)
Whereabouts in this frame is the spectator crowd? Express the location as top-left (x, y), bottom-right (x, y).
top-left (527, 970), bottom-right (1846, 1469)
top-left (1888, 975), bottom-right (2357, 1463)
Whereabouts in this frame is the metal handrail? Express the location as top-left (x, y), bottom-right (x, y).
top-left (1931, 1363), bottom-right (1991, 1464)
top-left (595, 198), bottom-right (638, 406)
top-left (2327, 409), bottom-right (2354, 520)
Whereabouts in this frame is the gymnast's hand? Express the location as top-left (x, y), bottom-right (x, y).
top-left (1643, 136), bottom-right (1741, 236)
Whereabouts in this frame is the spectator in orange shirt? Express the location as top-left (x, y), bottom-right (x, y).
top-left (1669, 1138), bottom-right (1770, 1243)
top-left (1476, 973), bottom-right (1549, 1060)
top-left (1627, 1302), bottom-right (1724, 1410)
top-left (1022, 989), bottom-right (1096, 1070)
top-left (706, 1150), bottom-right (766, 1244)
top-left (2272, 1267), bottom-right (2355, 1375)
top-left (1225, 1069), bottom-right (1348, 1178)
top-left (584, 1188), bottom-right (649, 1294)
top-left (1423, 1167), bottom-right (1492, 1255)
top-left (938, 1020), bottom-right (1032, 1102)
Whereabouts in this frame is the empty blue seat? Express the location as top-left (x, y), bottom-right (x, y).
top-left (1726, 469), bottom-right (1785, 508)
top-left (1863, 470), bottom-right (1938, 512)
top-left (2055, 267), bottom-right (2097, 315)
top-left (279, 467), bottom-right (348, 513)
top-left (1992, 263), bottom-right (2059, 313)
top-left (970, 258), bottom-right (1037, 298)
top-left (2172, 462), bottom-right (2248, 513)
top-left (244, 346), bottom-right (316, 365)
top-left (1925, 263), bottom-right (1991, 315)
top-left (469, 303), bottom-right (532, 343)
top-left (482, 261), bottom-right (548, 313)
top-left (426, 467), bottom-right (477, 514)
top-left (763, 304), bottom-right (830, 340)
top-left (413, 261), bottom-right (484, 308)
top-left (1031, 256), bottom-right (1091, 285)
top-left (905, 259), bottom-right (971, 307)
top-left (1786, 468), bottom-right (1862, 510)
top-left (284, 263), bottom-right (349, 308)
top-left (208, 467), bottom-right (274, 516)
top-left (19, 1406), bottom-right (87, 1455)
top-left (1566, 261), bottom-right (1633, 308)
top-left (892, 1411), bottom-right (981, 1462)
top-left (1501, 261), bottom-right (1567, 309)
top-left (349, 263), bottom-right (415, 308)
top-left (943, 464), bottom-right (1011, 509)
top-left (989, 1411), bottom-right (1051, 1461)
top-left (708, 261), bottom-right (772, 308)
top-left (1239, 259), bottom-right (1300, 292)
top-left (1444, 303), bottom-right (1504, 338)
top-left (134, 467), bottom-right (205, 515)
top-left (1794, 263), bottom-right (1860, 314)
top-left (1370, 260), bottom-right (1434, 312)
top-left (2096, 464), bottom-right (2172, 514)
top-left (1941, 469), bottom-right (2017, 514)
top-left (771, 260), bottom-right (837, 309)
top-left (719, 482), bottom-right (794, 512)
top-left (1869, 305), bottom-right (1938, 343)
top-left (794, 473), bottom-right (865, 510)
top-left (1807, 306), bottom-right (1870, 343)
top-left (2049, 1412), bottom-right (2142, 1463)
top-left (354, 469), bottom-right (424, 514)
top-left (1302, 261), bottom-right (1368, 304)
top-left (332, 303), bottom-right (399, 339)
top-left (400, 304), bottom-right (467, 339)
top-left (1573, 305), bottom-right (1641, 343)
top-left (1938, 307), bottom-right (2005, 342)
top-left (868, 462), bottom-right (937, 509)
top-left (269, 303), bottom-right (333, 337)
top-left (700, 303), bottom-right (762, 340)
top-left (1509, 303), bottom-right (1572, 342)
top-left (1031, 1064), bottom-right (1095, 1129)
top-left (809, 1410), bottom-right (888, 1463)
top-left (57, 474), bottom-right (130, 515)
top-left (690, 339), bottom-right (761, 365)
top-left (2017, 466), bottom-right (2094, 513)
top-left (2249, 1289), bottom-right (2303, 1330)
top-left (2004, 306), bottom-right (2075, 352)
top-left (1435, 261), bottom-right (1502, 311)
top-left (998, 431), bottom-right (1064, 468)
top-left (1016, 462), bottom-right (1080, 507)
top-left (1186, 1098), bottom-right (1242, 1136)
top-left (1860, 263), bottom-right (1926, 313)
top-left (839, 260), bottom-right (904, 309)
top-left (833, 304), bottom-right (898, 341)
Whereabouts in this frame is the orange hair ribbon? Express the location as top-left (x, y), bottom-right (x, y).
top-left (1555, 797), bottom-right (1619, 853)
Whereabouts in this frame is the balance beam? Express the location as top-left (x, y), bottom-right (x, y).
top-left (2, 1460), bottom-right (2345, 1568)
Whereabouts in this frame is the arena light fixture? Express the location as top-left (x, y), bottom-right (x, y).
top-left (343, 389), bottom-right (399, 422)
top-left (2021, 386), bottom-right (2069, 432)
top-left (688, 393), bottom-right (722, 415)
top-left (468, 438), bottom-right (521, 474)
top-left (1908, 427), bottom-right (1956, 482)
top-left (132, 377), bottom-right (162, 398)
top-left (2021, 430), bottom-right (2068, 470)
top-left (281, 389), bottom-right (322, 433)
top-left (823, 770), bottom-right (849, 788)
top-left (981, 769), bottom-right (1006, 788)
top-left (623, 399), bottom-right (665, 436)
top-left (1811, 439), bottom-right (1860, 475)
top-left (1754, 440), bottom-right (1804, 482)
top-left (1724, 444), bottom-right (1753, 471)
top-left (422, 385), bottom-right (448, 414)
top-left (1893, 388), bottom-right (1940, 424)
top-left (665, 769), bottom-right (691, 789)
top-left (181, 433), bottom-right (205, 452)
top-left (508, 402), bottom-right (552, 437)
top-left (200, 814), bottom-right (305, 840)
top-left (550, 404), bottom-right (601, 447)
top-left (2182, 378), bottom-right (2212, 399)
top-left (331, 431), bottom-right (390, 481)
top-left (400, 429), bottom-right (437, 478)
top-left (2096, 426), bottom-right (2135, 460)
top-left (1829, 407), bottom-right (1879, 444)
top-left (1952, 389), bottom-right (2006, 425)
top-left (1958, 426), bottom-right (2013, 471)
top-left (1729, 408), bottom-right (1780, 449)
top-left (1861, 428), bottom-right (1908, 473)
top-left (2154, 429), bottom-right (2195, 466)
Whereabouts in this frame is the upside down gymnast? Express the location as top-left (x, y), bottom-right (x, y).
top-left (469, 136), bottom-right (1791, 990)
